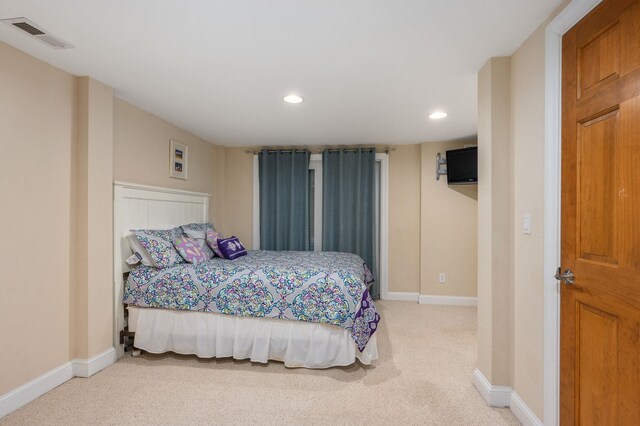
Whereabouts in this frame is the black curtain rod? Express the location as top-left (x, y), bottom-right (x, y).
top-left (245, 147), bottom-right (395, 155)
top-left (261, 149), bottom-right (312, 154)
top-left (325, 148), bottom-right (375, 153)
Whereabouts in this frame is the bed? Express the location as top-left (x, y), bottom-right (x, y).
top-left (113, 182), bottom-right (380, 368)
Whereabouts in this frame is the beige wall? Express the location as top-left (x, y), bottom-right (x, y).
top-left (75, 77), bottom-right (114, 359)
top-left (477, 57), bottom-right (513, 387)
top-left (420, 142), bottom-right (478, 297)
top-left (0, 42), bottom-right (76, 395)
top-left (510, 24), bottom-right (546, 419)
top-left (388, 146), bottom-right (422, 294)
top-left (0, 41), bottom-right (231, 398)
top-left (112, 98), bottom-right (227, 227)
top-left (476, 22), bottom-right (550, 421)
top-left (222, 149), bottom-right (254, 246)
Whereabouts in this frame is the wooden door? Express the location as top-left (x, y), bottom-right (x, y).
top-left (561, 0), bottom-right (640, 424)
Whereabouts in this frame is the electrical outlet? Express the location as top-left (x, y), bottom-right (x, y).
top-left (438, 273), bottom-right (446, 284)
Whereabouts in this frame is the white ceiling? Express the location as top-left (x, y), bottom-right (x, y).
top-left (0, 0), bottom-right (564, 147)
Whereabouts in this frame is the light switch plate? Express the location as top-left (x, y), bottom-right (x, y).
top-left (524, 213), bottom-right (531, 235)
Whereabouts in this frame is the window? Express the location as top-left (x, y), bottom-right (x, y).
top-left (308, 154), bottom-right (323, 251)
top-left (253, 153), bottom-right (389, 298)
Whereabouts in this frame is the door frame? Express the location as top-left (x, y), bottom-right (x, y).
top-left (543, 0), bottom-right (602, 424)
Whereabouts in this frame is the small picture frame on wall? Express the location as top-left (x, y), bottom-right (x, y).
top-left (169, 139), bottom-right (188, 180)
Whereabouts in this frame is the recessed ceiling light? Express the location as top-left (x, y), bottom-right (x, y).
top-left (429, 111), bottom-right (448, 120)
top-left (283, 94), bottom-right (304, 104)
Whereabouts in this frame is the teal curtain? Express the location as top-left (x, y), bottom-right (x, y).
top-left (322, 148), bottom-right (378, 298)
top-left (259, 149), bottom-right (310, 251)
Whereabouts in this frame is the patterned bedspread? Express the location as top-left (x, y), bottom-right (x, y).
top-left (124, 250), bottom-right (380, 351)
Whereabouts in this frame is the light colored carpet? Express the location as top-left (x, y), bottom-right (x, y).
top-left (1, 301), bottom-right (518, 425)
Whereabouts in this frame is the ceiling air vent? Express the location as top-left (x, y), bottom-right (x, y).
top-left (1, 17), bottom-right (74, 49)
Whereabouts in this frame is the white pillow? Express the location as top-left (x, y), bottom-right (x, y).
top-left (126, 235), bottom-right (156, 267)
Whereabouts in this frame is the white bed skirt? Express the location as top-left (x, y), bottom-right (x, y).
top-left (127, 307), bottom-right (378, 368)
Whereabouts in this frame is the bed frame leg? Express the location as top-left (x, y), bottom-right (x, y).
top-left (120, 328), bottom-right (136, 353)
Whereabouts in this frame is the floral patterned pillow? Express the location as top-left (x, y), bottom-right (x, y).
top-left (126, 235), bottom-right (156, 267)
top-left (173, 236), bottom-right (210, 264)
top-left (181, 222), bottom-right (214, 236)
top-left (132, 228), bottom-right (185, 268)
top-left (205, 229), bottom-right (225, 257)
top-left (181, 223), bottom-right (215, 258)
top-left (217, 236), bottom-right (247, 260)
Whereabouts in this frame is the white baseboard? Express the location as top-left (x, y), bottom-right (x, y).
top-left (386, 293), bottom-right (477, 306)
top-left (419, 294), bottom-right (478, 306)
top-left (0, 362), bottom-right (73, 419)
top-left (0, 346), bottom-right (116, 419)
top-left (385, 292), bottom-right (419, 302)
top-left (472, 368), bottom-right (512, 408)
top-left (72, 347), bottom-right (116, 378)
top-left (510, 391), bottom-right (543, 426)
top-left (472, 369), bottom-right (542, 424)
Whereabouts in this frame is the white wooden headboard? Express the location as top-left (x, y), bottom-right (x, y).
top-left (113, 181), bottom-right (210, 357)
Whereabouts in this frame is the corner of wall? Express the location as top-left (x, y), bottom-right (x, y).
top-left (68, 76), bottom-right (80, 361)
top-left (74, 76), bottom-right (114, 360)
top-left (476, 56), bottom-right (514, 388)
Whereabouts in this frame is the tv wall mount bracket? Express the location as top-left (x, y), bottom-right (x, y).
top-left (435, 153), bottom-right (447, 180)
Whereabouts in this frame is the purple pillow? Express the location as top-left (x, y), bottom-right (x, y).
top-left (217, 236), bottom-right (247, 260)
top-left (181, 224), bottom-right (215, 259)
top-left (205, 229), bottom-right (225, 257)
top-left (173, 236), bottom-right (209, 264)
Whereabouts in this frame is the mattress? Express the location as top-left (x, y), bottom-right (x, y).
top-left (124, 250), bottom-right (380, 351)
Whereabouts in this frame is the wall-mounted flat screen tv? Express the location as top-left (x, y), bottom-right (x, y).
top-left (446, 146), bottom-right (477, 185)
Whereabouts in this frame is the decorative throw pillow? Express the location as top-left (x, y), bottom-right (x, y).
top-left (205, 229), bottom-right (225, 257)
top-left (173, 236), bottom-right (210, 264)
top-left (126, 235), bottom-right (156, 267)
top-left (181, 223), bottom-right (215, 259)
top-left (216, 236), bottom-right (247, 260)
top-left (131, 228), bottom-right (185, 268)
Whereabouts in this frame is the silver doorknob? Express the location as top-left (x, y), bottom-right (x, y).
top-left (555, 268), bottom-right (575, 285)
